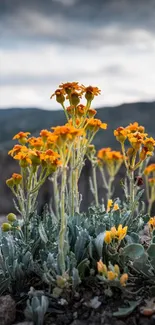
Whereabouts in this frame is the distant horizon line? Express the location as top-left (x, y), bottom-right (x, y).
top-left (0, 99), bottom-right (155, 111)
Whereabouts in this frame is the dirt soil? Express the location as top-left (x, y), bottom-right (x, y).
top-left (14, 277), bottom-right (155, 325)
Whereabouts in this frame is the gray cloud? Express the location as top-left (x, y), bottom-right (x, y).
top-left (0, 0), bottom-right (155, 109)
top-left (0, 0), bottom-right (155, 47)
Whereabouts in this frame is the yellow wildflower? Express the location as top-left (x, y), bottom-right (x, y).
top-left (114, 264), bottom-right (120, 276)
top-left (107, 271), bottom-right (116, 281)
top-left (8, 145), bottom-right (28, 157)
top-left (81, 85), bottom-right (101, 102)
top-left (59, 82), bottom-right (82, 95)
top-left (148, 178), bottom-right (155, 186)
top-left (12, 173), bottom-right (22, 185)
top-left (28, 137), bottom-right (44, 149)
top-left (97, 260), bottom-right (108, 276)
top-left (14, 151), bottom-right (32, 167)
top-left (50, 88), bottom-right (65, 104)
top-left (6, 178), bottom-right (14, 188)
top-left (88, 108), bottom-right (97, 117)
top-left (86, 118), bottom-right (107, 132)
top-left (107, 199), bottom-right (113, 212)
top-left (13, 132), bottom-right (30, 144)
top-left (139, 146), bottom-right (153, 161)
top-left (104, 231), bottom-right (112, 244)
top-left (113, 203), bottom-right (119, 211)
top-left (110, 226), bottom-right (117, 238)
top-left (120, 273), bottom-right (128, 286)
top-left (114, 127), bottom-right (128, 143)
top-left (116, 225), bottom-right (128, 241)
top-left (148, 217), bottom-right (155, 230)
top-left (144, 164), bottom-right (155, 176)
top-left (126, 122), bottom-right (145, 134)
top-left (144, 137), bottom-right (155, 151)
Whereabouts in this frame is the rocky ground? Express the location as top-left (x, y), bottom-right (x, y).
top-left (1, 279), bottom-right (155, 325)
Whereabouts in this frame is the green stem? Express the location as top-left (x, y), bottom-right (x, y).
top-left (121, 143), bottom-right (128, 169)
top-left (59, 166), bottom-right (67, 274)
top-left (62, 103), bottom-right (69, 121)
top-left (129, 170), bottom-right (135, 211)
top-left (99, 166), bottom-right (108, 189)
top-left (70, 147), bottom-right (75, 216)
top-left (107, 176), bottom-right (114, 202)
top-left (53, 170), bottom-right (60, 219)
top-left (145, 175), bottom-right (150, 202)
top-left (148, 200), bottom-right (153, 216)
top-left (92, 163), bottom-right (99, 207)
top-left (148, 187), bottom-right (154, 216)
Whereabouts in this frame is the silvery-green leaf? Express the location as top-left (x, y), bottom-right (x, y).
top-left (94, 232), bottom-right (105, 258)
top-left (74, 230), bottom-right (90, 263)
top-left (39, 222), bottom-right (48, 244)
top-left (113, 300), bottom-right (141, 317)
top-left (22, 251), bottom-right (32, 267)
top-left (123, 244), bottom-right (144, 259)
top-left (147, 244), bottom-right (155, 258)
top-left (41, 295), bottom-right (49, 314)
top-left (31, 296), bottom-right (40, 310)
top-left (72, 267), bottom-right (81, 289)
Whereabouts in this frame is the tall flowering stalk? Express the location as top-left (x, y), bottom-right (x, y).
top-left (114, 122), bottom-right (155, 215)
top-left (50, 82), bottom-right (107, 216)
top-left (7, 132), bottom-right (61, 242)
top-left (97, 148), bottom-right (124, 204)
top-left (86, 145), bottom-right (99, 206)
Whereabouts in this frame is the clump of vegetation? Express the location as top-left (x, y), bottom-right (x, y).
top-left (1, 82), bottom-right (155, 324)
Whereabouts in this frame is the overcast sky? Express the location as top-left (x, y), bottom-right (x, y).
top-left (0, 0), bottom-right (155, 109)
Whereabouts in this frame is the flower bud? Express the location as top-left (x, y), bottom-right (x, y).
top-left (70, 92), bottom-right (80, 106)
top-left (7, 213), bottom-right (17, 222)
top-left (6, 178), bottom-right (14, 188)
top-left (12, 173), bottom-right (22, 185)
top-left (114, 264), bottom-right (120, 276)
top-left (104, 231), bottom-right (112, 244)
top-left (1, 223), bottom-right (12, 232)
top-left (97, 260), bottom-right (107, 276)
top-left (107, 271), bottom-right (116, 281)
top-left (120, 273), bottom-right (128, 286)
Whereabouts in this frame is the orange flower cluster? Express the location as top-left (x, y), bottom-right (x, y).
top-left (106, 199), bottom-right (119, 212)
top-left (98, 147), bottom-right (124, 177)
top-left (51, 82), bottom-right (101, 106)
top-left (144, 164), bottom-right (155, 176)
top-left (97, 260), bottom-right (128, 286)
top-left (8, 130), bottom-right (62, 170)
top-left (148, 217), bottom-right (155, 230)
top-left (104, 225), bottom-right (128, 244)
top-left (114, 122), bottom-right (155, 169)
top-left (144, 164), bottom-right (155, 188)
top-left (6, 173), bottom-right (22, 188)
top-left (50, 82), bottom-right (102, 124)
top-left (66, 104), bottom-right (97, 119)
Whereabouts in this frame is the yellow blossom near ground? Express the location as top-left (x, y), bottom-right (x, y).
top-left (104, 224), bottom-right (128, 244)
top-left (97, 260), bottom-right (128, 286)
top-left (106, 199), bottom-right (120, 212)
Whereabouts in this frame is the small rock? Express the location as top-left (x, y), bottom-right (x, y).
top-left (70, 321), bottom-right (86, 325)
top-left (115, 321), bottom-right (126, 325)
top-left (84, 296), bottom-right (101, 309)
top-left (58, 298), bottom-right (68, 306)
top-left (0, 295), bottom-right (16, 325)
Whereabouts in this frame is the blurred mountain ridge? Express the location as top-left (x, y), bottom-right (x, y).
top-left (0, 101), bottom-right (155, 151)
top-left (0, 101), bottom-right (154, 215)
